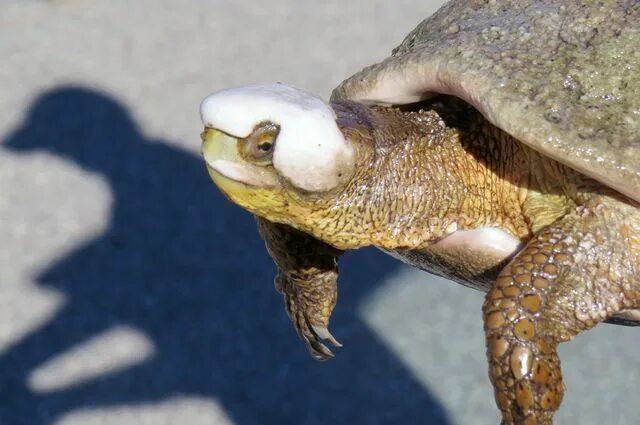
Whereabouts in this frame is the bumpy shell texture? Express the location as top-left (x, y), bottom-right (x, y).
top-left (332, 0), bottom-right (640, 202)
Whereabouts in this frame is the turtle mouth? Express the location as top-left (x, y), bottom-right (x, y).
top-left (201, 128), bottom-right (279, 188)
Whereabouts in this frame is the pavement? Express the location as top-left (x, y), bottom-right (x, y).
top-left (0, 1), bottom-right (638, 424)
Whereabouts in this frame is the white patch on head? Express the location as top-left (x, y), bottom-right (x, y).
top-left (200, 83), bottom-right (354, 191)
top-left (433, 228), bottom-right (523, 258)
top-left (207, 159), bottom-right (278, 187)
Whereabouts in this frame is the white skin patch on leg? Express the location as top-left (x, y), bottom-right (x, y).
top-left (382, 228), bottom-right (524, 292)
top-left (432, 228), bottom-right (523, 259)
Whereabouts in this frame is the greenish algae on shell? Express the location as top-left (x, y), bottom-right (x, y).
top-left (333, 0), bottom-right (640, 203)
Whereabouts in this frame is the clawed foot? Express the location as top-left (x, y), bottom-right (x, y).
top-left (276, 272), bottom-right (341, 360)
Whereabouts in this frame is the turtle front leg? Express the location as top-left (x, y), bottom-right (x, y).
top-left (483, 202), bottom-right (640, 424)
top-left (256, 217), bottom-right (343, 360)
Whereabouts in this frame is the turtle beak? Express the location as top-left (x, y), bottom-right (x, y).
top-left (201, 128), bottom-right (279, 188)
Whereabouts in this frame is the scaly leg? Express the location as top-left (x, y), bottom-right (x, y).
top-left (256, 217), bottom-right (343, 360)
top-left (483, 200), bottom-right (640, 424)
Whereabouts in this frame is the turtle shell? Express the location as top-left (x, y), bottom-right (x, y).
top-left (332, 0), bottom-right (640, 202)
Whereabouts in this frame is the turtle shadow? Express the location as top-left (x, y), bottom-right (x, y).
top-left (0, 86), bottom-right (451, 425)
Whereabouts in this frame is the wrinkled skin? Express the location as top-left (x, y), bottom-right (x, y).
top-left (202, 98), bottom-right (640, 425)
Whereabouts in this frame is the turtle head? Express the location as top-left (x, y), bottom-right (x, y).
top-left (200, 83), bottom-right (453, 250)
top-left (200, 84), bottom-right (363, 244)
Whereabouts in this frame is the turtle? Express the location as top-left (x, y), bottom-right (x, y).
top-left (198, 0), bottom-right (640, 423)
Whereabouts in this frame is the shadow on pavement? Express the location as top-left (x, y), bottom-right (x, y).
top-left (0, 86), bottom-right (451, 425)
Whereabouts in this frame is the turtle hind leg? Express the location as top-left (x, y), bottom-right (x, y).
top-left (483, 199), bottom-right (640, 425)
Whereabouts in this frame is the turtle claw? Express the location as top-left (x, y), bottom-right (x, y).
top-left (311, 324), bottom-right (343, 347)
top-left (305, 335), bottom-right (335, 361)
top-left (300, 323), bottom-right (344, 361)
top-left (294, 314), bottom-right (341, 361)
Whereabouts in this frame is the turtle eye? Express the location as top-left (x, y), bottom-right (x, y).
top-left (239, 121), bottom-right (279, 165)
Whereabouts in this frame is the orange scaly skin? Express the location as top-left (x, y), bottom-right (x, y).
top-left (203, 98), bottom-right (640, 424)
top-left (484, 197), bottom-right (640, 424)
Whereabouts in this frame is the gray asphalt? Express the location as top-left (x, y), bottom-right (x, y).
top-left (0, 1), bottom-right (638, 424)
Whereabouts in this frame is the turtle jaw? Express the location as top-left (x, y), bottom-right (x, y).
top-left (201, 127), bottom-right (287, 216)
